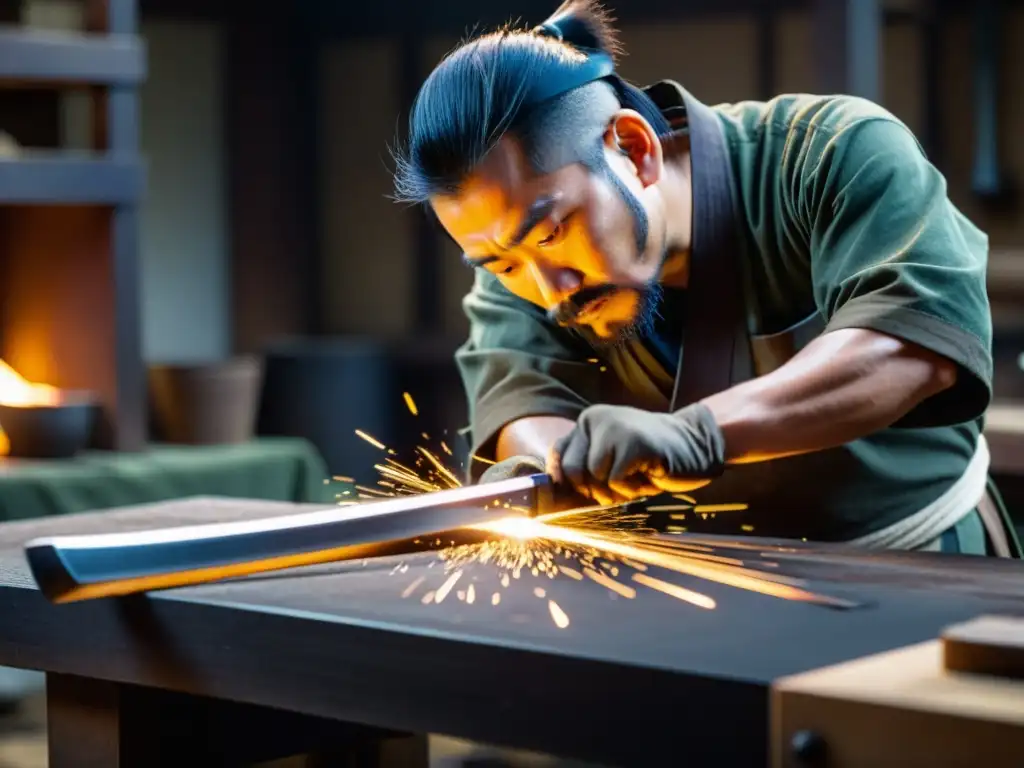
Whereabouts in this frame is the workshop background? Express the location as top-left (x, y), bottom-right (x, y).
top-left (0, 0), bottom-right (1023, 765)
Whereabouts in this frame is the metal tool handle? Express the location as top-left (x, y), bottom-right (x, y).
top-left (26, 474), bottom-right (551, 603)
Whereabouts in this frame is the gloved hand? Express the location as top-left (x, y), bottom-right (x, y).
top-left (478, 454), bottom-right (592, 512)
top-left (549, 402), bottom-right (727, 506)
top-left (478, 454), bottom-right (546, 484)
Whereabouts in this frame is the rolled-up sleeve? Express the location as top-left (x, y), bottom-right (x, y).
top-left (455, 272), bottom-right (600, 477)
top-left (805, 117), bottom-right (993, 428)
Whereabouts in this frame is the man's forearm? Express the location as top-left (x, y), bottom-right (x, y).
top-left (495, 415), bottom-right (576, 463)
top-left (701, 328), bottom-right (958, 464)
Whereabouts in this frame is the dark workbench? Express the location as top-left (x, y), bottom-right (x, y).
top-left (1, 498), bottom-right (1023, 767)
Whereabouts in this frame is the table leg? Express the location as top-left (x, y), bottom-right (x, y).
top-left (46, 672), bottom-right (430, 768)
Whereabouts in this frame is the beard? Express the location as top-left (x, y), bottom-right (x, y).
top-left (546, 261), bottom-right (666, 350)
top-left (547, 154), bottom-right (669, 347)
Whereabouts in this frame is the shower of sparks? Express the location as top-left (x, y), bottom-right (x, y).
top-left (339, 394), bottom-right (857, 631)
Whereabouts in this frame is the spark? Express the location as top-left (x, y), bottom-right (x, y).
top-left (583, 566), bottom-right (636, 599)
top-left (421, 590), bottom-right (436, 604)
top-left (649, 505), bottom-right (692, 512)
top-left (332, 475), bottom-right (354, 483)
top-left (633, 573), bottom-right (716, 609)
top-left (434, 570), bottom-right (463, 603)
top-left (693, 503), bottom-right (749, 513)
top-left (403, 392), bottom-right (419, 416)
top-left (355, 429), bottom-right (386, 450)
top-left (548, 600), bottom-right (570, 628)
top-left (466, 583), bottom-right (476, 604)
top-left (402, 576), bottom-right (425, 598)
top-left (471, 454), bottom-right (496, 465)
top-left (492, 592), bottom-right (501, 605)
top-left (534, 587), bottom-right (546, 598)
top-left (558, 565), bottom-right (584, 580)
top-left (355, 485), bottom-right (391, 498)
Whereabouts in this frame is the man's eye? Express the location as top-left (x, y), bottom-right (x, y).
top-left (487, 261), bottom-right (518, 276)
top-left (537, 223), bottom-right (562, 247)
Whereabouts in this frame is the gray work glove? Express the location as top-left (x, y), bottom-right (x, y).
top-left (551, 402), bottom-right (726, 506)
top-left (477, 454), bottom-right (591, 513)
top-left (478, 455), bottom-right (547, 484)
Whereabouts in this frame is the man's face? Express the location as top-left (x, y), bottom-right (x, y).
top-left (431, 117), bottom-right (671, 346)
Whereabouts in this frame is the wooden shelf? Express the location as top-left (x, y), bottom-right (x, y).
top-left (0, 25), bottom-right (144, 87)
top-left (0, 154), bottom-right (144, 205)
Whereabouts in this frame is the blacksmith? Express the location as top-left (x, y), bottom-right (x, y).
top-left (393, 0), bottom-right (1020, 557)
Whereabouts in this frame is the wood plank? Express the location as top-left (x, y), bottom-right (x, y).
top-left (942, 614), bottom-right (1024, 679)
top-left (0, 26), bottom-right (144, 86)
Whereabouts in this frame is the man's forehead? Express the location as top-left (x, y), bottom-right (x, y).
top-left (469, 135), bottom-right (537, 192)
top-left (432, 139), bottom-right (543, 240)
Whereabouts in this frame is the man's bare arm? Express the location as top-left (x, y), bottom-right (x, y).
top-left (703, 327), bottom-right (958, 464)
top-left (495, 416), bottom-right (576, 463)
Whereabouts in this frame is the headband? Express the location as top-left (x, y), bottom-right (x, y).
top-left (523, 20), bottom-right (616, 107)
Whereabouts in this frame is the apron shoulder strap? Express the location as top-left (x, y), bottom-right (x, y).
top-left (670, 98), bottom-right (748, 409)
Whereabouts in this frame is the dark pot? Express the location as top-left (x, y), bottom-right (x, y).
top-left (149, 357), bottom-right (263, 445)
top-left (0, 394), bottom-right (97, 459)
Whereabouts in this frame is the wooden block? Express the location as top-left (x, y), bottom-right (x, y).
top-left (942, 615), bottom-right (1024, 680)
top-left (772, 640), bottom-right (1024, 768)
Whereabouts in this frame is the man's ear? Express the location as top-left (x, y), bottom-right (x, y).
top-left (605, 109), bottom-right (664, 187)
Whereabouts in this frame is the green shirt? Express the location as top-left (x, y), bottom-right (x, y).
top-left (456, 83), bottom-right (993, 543)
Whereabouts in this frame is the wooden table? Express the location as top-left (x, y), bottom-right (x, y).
top-left (2, 498), bottom-right (1024, 767)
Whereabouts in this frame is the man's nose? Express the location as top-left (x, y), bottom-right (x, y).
top-left (527, 262), bottom-right (583, 307)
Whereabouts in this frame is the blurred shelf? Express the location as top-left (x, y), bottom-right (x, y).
top-left (0, 154), bottom-right (144, 205)
top-left (0, 26), bottom-right (144, 87)
top-left (986, 400), bottom-right (1024, 475)
top-left (989, 250), bottom-right (1024, 298)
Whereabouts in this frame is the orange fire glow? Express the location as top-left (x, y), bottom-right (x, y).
top-left (0, 360), bottom-right (62, 456)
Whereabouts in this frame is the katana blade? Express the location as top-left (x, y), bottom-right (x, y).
top-left (25, 474), bottom-right (552, 603)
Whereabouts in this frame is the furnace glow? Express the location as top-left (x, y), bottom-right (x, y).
top-left (344, 393), bottom-right (856, 630)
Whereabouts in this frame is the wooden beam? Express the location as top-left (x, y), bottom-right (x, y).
top-left (397, 34), bottom-right (443, 335)
top-left (226, 16), bottom-right (321, 353)
top-left (813, 0), bottom-right (882, 101)
top-left (755, 3), bottom-right (777, 100)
